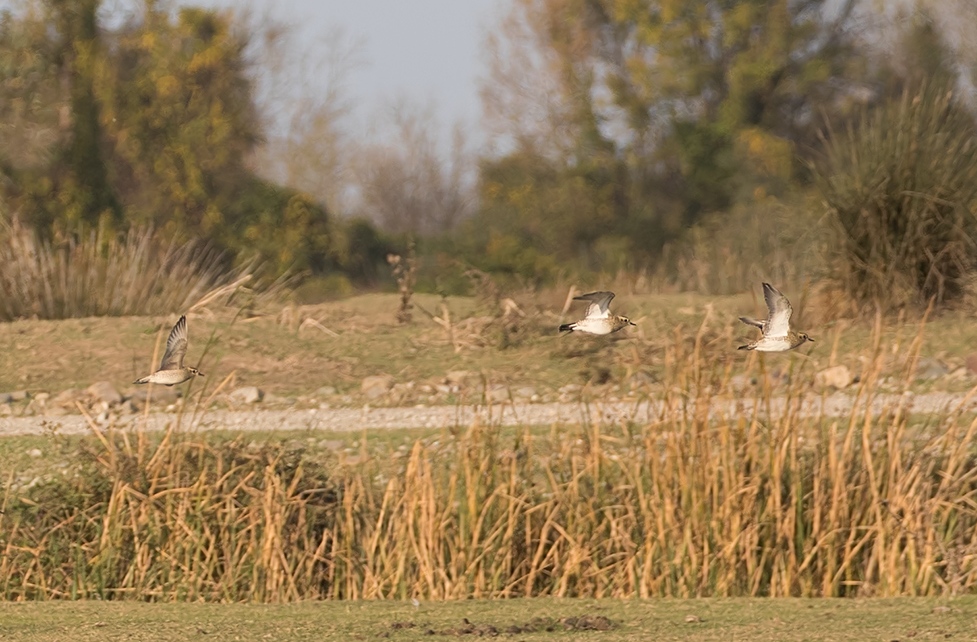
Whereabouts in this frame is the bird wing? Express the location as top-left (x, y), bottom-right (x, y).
top-left (762, 283), bottom-right (792, 338)
top-left (159, 315), bottom-right (189, 370)
top-left (574, 291), bottom-right (615, 319)
top-left (739, 316), bottom-right (765, 330)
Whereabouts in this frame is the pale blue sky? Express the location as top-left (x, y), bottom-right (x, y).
top-left (188, 0), bottom-right (504, 138)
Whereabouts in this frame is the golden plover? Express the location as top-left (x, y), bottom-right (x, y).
top-left (559, 291), bottom-right (635, 335)
top-left (738, 282), bottom-right (813, 352)
top-left (134, 315), bottom-right (204, 385)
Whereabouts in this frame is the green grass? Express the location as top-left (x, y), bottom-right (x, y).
top-left (0, 597), bottom-right (974, 641)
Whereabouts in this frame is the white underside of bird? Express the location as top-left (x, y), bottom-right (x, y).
top-left (746, 336), bottom-right (796, 352)
top-left (565, 316), bottom-right (616, 335)
top-left (134, 369), bottom-right (197, 385)
top-left (559, 291), bottom-right (634, 336)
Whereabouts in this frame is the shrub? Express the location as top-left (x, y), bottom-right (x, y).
top-left (0, 224), bottom-right (258, 320)
top-left (812, 83), bottom-right (977, 311)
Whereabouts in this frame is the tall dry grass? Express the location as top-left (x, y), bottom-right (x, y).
top-left (646, 196), bottom-right (828, 296)
top-left (813, 83), bottom-right (977, 311)
top-left (2, 318), bottom-right (977, 601)
top-left (0, 224), bottom-right (261, 320)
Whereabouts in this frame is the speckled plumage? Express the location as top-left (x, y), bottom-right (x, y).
top-left (559, 291), bottom-right (635, 336)
top-left (134, 315), bottom-right (204, 385)
top-left (738, 283), bottom-right (813, 352)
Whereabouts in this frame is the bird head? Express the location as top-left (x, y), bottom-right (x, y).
top-left (799, 333), bottom-right (814, 343)
top-left (188, 367), bottom-right (205, 377)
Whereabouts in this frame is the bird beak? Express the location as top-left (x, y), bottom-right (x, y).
top-left (629, 320), bottom-right (636, 326)
top-left (199, 372), bottom-right (205, 377)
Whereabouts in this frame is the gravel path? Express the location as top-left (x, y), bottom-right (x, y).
top-left (0, 390), bottom-right (973, 437)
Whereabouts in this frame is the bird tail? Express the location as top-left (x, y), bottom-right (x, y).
top-left (559, 323), bottom-right (575, 333)
top-left (739, 316), bottom-right (764, 329)
top-left (133, 376), bottom-right (150, 385)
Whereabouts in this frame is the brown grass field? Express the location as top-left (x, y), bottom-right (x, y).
top-left (1, 289), bottom-right (976, 401)
top-left (4, 292), bottom-right (977, 633)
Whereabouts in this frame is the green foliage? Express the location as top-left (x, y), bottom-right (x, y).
top-left (0, 2), bottom-right (353, 280)
top-left (228, 178), bottom-right (333, 275)
top-left (99, 5), bottom-right (258, 238)
top-left (476, 0), bottom-right (864, 278)
top-left (469, 151), bottom-right (624, 273)
top-left (55, 0), bottom-right (121, 230)
top-left (813, 83), bottom-right (977, 311)
top-left (330, 217), bottom-right (393, 285)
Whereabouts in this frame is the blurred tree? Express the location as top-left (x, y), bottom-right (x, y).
top-left (246, 23), bottom-right (362, 216)
top-left (0, 0), bottom-right (121, 232)
top-left (476, 0), bottom-right (865, 268)
top-left (98, 5), bottom-right (259, 238)
top-left (0, 1), bottom-right (349, 278)
top-left (351, 100), bottom-right (475, 236)
top-left (52, 0), bottom-right (120, 230)
top-left (0, 6), bottom-right (67, 230)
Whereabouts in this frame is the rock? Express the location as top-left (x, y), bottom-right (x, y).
top-left (965, 353), bottom-right (977, 375)
top-left (229, 386), bottom-right (264, 404)
top-left (557, 383), bottom-right (582, 402)
top-left (486, 385), bottom-right (509, 403)
top-left (389, 382), bottom-right (416, 403)
top-left (513, 386), bottom-right (536, 400)
top-left (27, 448), bottom-right (42, 458)
top-left (947, 367), bottom-right (969, 381)
top-left (0, 404), bottom-right (10, 416)
top-left (33, 392), bottom-right (50, 404)
top-left (628, 371), bottom-right (657, 390)
top-left (815, 365), bottom-right (852, 390)
top-left (314, 386), bottom-right (337, 397)
top-left (127, 386), bottom-right (181, 405)
top-left (361, 375), bottom-right (394, 399)
top-left (52, 388), bottom-right (82, 408)
top-left (86, 381), bottom-right (123, 406)
top-left (729, 374), bottom-right (755, 392)
top-left (0, 390), bottom-right (27, 404)
top-left (916, 357), bottom-right (949, 381)
top-left (444, 370), bottom-right (477, 387)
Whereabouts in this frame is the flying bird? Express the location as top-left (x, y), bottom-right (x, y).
top-left (134, 315), bottom-right (204, 385)
top-left (738, 283), bottom-right (813, 352)
top-left (559, 291), bottom-right (635, 335)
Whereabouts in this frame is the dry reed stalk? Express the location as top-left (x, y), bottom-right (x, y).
top-left (4, 318), bottom-right (977, 601)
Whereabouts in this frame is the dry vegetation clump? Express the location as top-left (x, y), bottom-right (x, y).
top-left (0, 224), bottom-right (263, 320)
top-left (813, 83), bottom-right (977, 312)
top-left (2, 321), bottom-right (977, 602)
top-left (653, 197), bottom-right (829, 296)
top-left (1, 428), bottom-right (339, 601)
